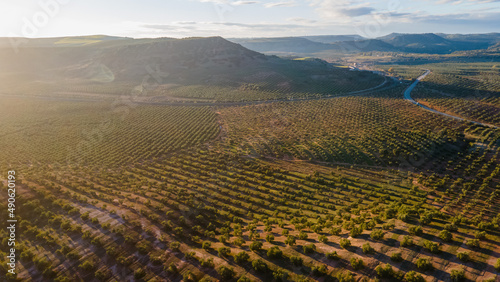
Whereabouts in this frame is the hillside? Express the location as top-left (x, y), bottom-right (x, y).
top-left (0, 35), bottom-right (384, 101)
top-left (229, 33), bottom-right (500, 56)
top-left (301, 35), bottom-right (365, 43)
top-left (377, 33), bottom-right (490, 54)
top-left (227, 37), bottom-right (334, 54)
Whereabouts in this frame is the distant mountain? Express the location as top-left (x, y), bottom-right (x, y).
top-left (227, 37), bottom-right (334, 54)
top-left (377, 33), bottom-right (491, 54)
top-left (330, 39), bottom-right (397, 53)
top-left (439, 33), bottom-right (500, 45)
top-left (378, 33), bottom-right (447, 46)
top-left (301, 35), bottom-right (365, 44)
top-left (229, 33), bottom-right (500, 55)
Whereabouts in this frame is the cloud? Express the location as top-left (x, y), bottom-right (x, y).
top-left (141, 21), bottom-right (311, 37)
top-left (308, 0), bottom-right (376, 20)
top-left (264, 1), bottom-right (297, 8)
top-left (288, 17), bottom-right (317, 24)
top-left (413, 11), bottom-right (500, 25)
top-left (232, 1), bottom-right (259, 5)
top-left (339, 7), bottom-right (375, 17)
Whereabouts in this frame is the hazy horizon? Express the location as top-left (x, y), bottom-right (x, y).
top-left (3, 31), bottom-right (500, 41)
top-left (1, 0), bottom-right (499, 39)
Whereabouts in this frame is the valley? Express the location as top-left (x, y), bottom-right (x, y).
top-left (0, 33), bottom-right (499, 282)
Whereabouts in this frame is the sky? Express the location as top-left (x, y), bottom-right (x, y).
top-left (0, 0), bottom-right (499, 39)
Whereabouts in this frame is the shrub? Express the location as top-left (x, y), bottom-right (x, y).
top-left (217, 247), bottom-right (231, 257)
top-left (401, 235), bottom-right (414, 247)
top-left (20, 250), bottom-right (34, 262)
top-left (318, 235), bottom-right (328, 243)
top-left (165, 262), bottom-right (178, 274)
top-left (423, 240), bottom-right (440, 253)
top-left (362, 243), bottom-right (375, 254)
top-left (439, 230), bottom-right (453, 242)
top-left (350, 257), bottom-right (364, 270)
top-left (233, 237), bottom-right (245, 247)
top-left (249, 241), bottom-right (263, 252)
top-left (219, 234), bottom-right (229, 244)
top-left (337, 271), bottom-right (356, 282)
top-left (331, 227), bottom-right (342, 236)
top-left (150, 255), bottom-right (163, 265)
top-left (202, 241), bottom-right (211, 250)
top-left (136, 240), bottom-right (152, 254)
top-left (298, 231), bottom-right (308, 240)
top-left (340, 238), bottom-right (351, 249)
top-left (134, 268), bottom-right (146, 280)
top-left (80, 212), bottom-right (90, 221)
top-left (78, 260), bottom-right (95, 272)
top-left (266, 234), bottom-right (275, 243)
top-left (404, 271), bottom-right (425, 282)
top-left (457, 251), bottom-right (470, 262)
top-left (450, 269), bottom-right (465, 281)
top-left (252, 259), bottom-right (268, 273)
top-left (494, 258), bottom-right (500, 271)
top-left (200, 258), bottom-right (214, 268)
top-left (183, 271), bottom-right (197, 282)
top-left (369, 229), bottom-right (383, 241)
top-left (409, 225), bottom-right (423, 236)
top-left (117, 256), bottom-right (133, 266)
top-left (383, 222), bottom-right (395, 230)
top-left (311, 264), bottom-right (327, 276)
top-left (420, 213), bottom-right (433, 225)
top-left (170, 241), bottom-right (180, 252)
top-left (466, 239), bottom-right (480, 248)
top-left (391, 252), bottom-right (403, 262)
top-left (95, 267), bottom-right (112, 281)
top-left (350, 227), bottom-right (362, 238)
top-left (290, 256), bottom-right (303, 266)
top-left (237, 276), bottom-right (251, 282)
top-left (285, 235), bottom-right (296, 246)
top-left (475, 231), bottom-right (487, 240)
top-left (326, 251), bottom-right (340, 260)
top-left (272, 268), bottom-right (289, 281)
top-left (267, 246), bottom-right (283, 259)
top-left (444, 223), bottom-right (458, 232)
top-left (234, 251), bottom-right (250, 264)
top-left (416, 257), bottom-right (433, 271)
top-left (375, 264), bottom-right (394, 278)
top-left (303, 243), bottom-right (316, 254)
top-left (217, 266), bottom-right (235, 281)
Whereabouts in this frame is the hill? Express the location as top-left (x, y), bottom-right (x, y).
top-left (301, 34), bottom-right (365, 43)
top-left (0, 35), bottom-right (384, 101)
top-left (439, 32), bottom-right (500, 45)
top-left (377, 33), bottom-right (490, 54)
top-left (227, 37), bottom-right (334, 54)
top-left (229, 33), bottom-right (500, 55)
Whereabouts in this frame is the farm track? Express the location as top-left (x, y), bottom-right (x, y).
top-left (403, 70), bottom-right (500, 129)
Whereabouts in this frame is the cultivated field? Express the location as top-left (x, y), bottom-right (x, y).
top-left (0, 39), bottom-right (499, 282)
